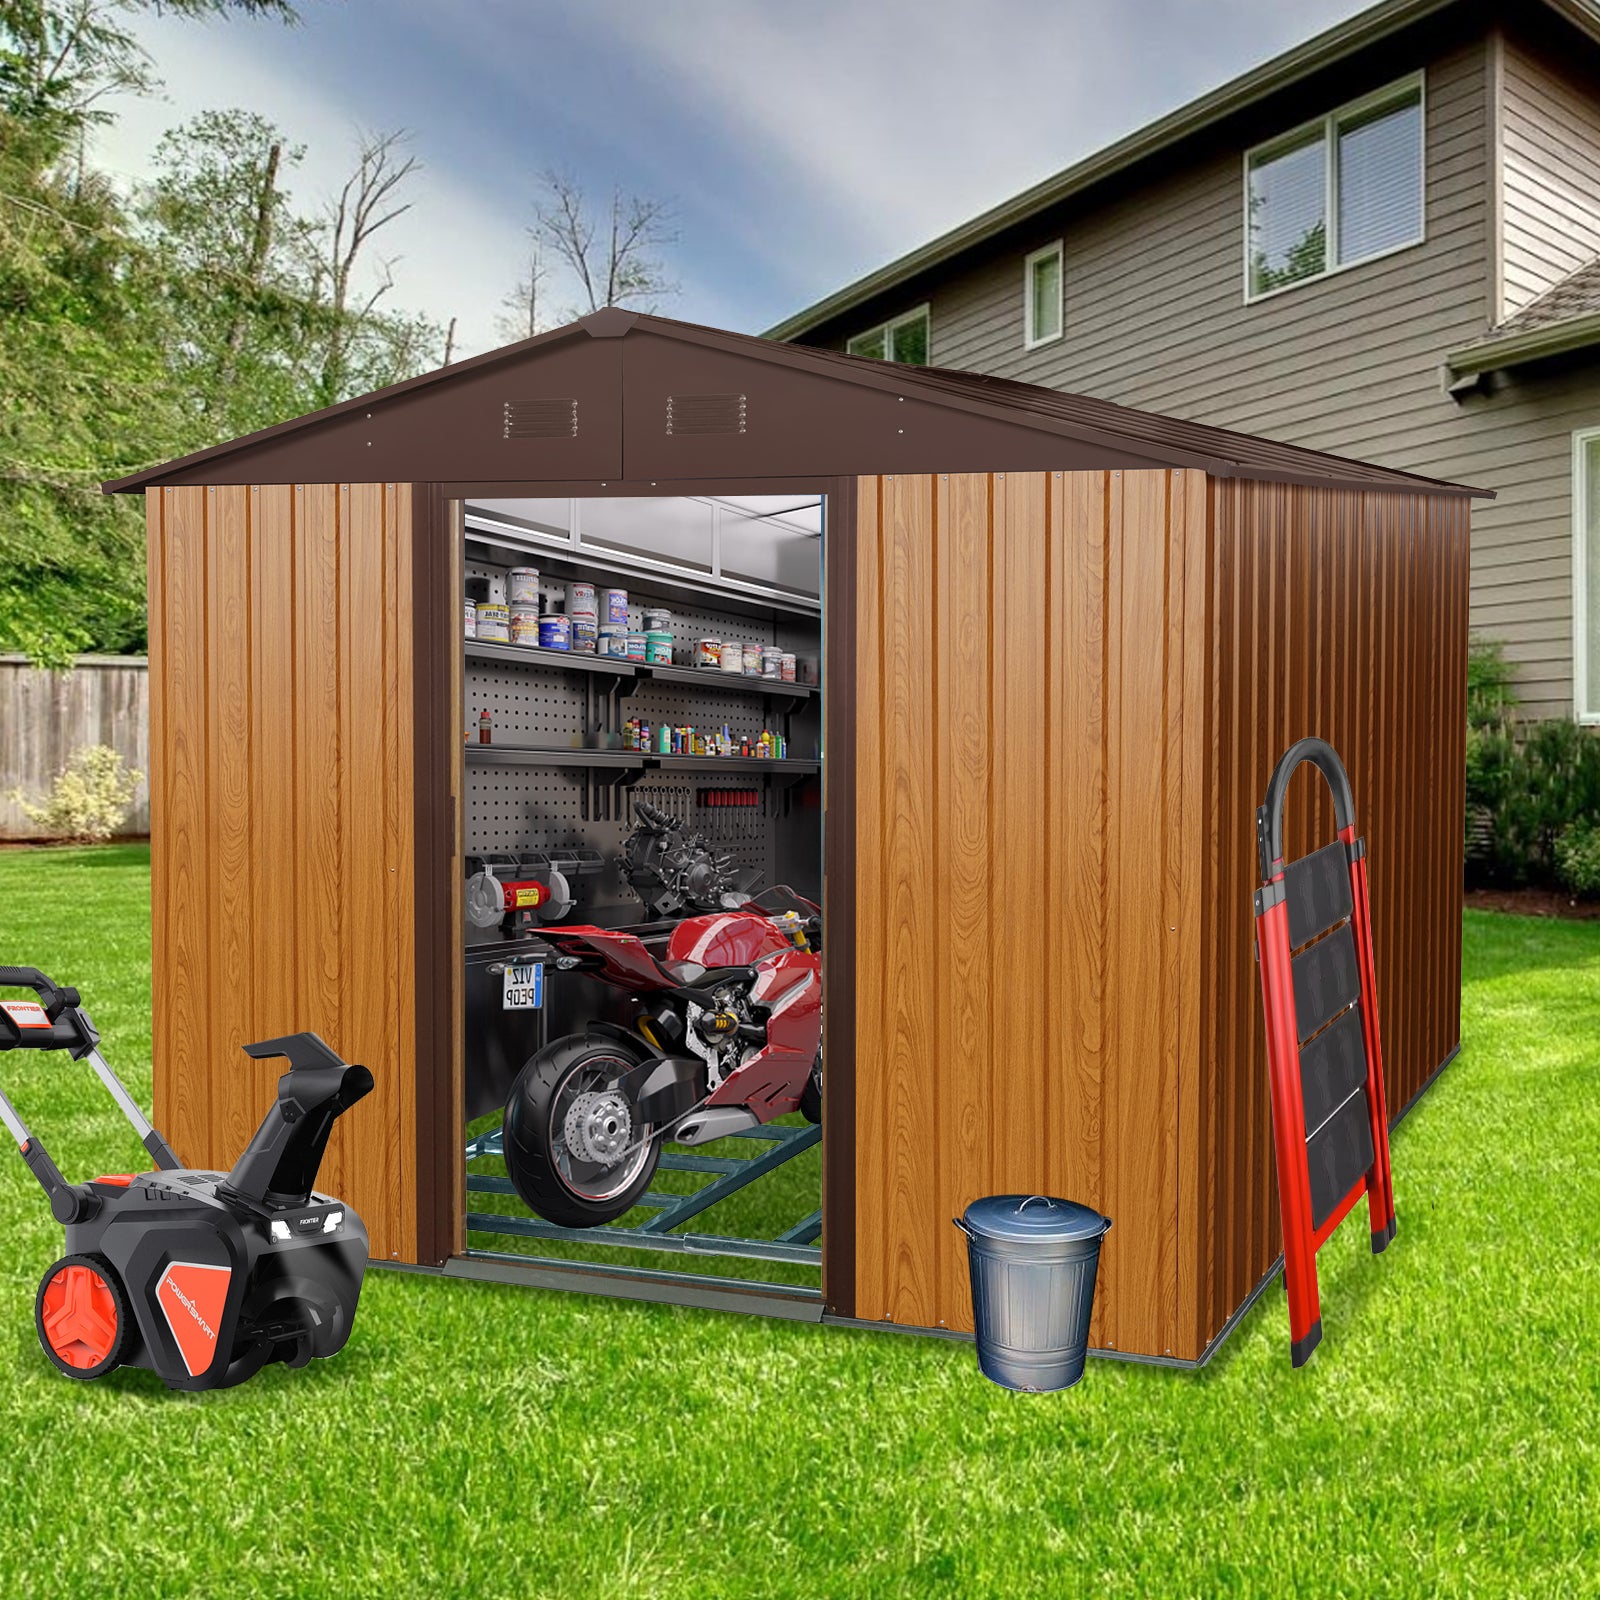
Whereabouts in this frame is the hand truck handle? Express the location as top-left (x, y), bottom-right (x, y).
top-left (1256, 737), bottom-right (1357, 883)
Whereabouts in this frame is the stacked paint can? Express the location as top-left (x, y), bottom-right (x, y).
top-left (510, 606), bottom-right (541, 646)
top-left (464, 601), bottom-right (477, 639)
top-left (571, 616), bottom-right (597, 654)
top-left (603, 588), bottom-right (629, 626)
top-left (599, 624), bottom-right (628, 658)
top-left (476, 603), bottom-right (510, 643)
top-left (539, 615), bottom-right (572, 651)
top-left (507, 568), bottom-right (540, 605)
top-left (566, 581), bottom-right (596, 619)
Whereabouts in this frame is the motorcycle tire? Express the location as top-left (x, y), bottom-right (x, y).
top-left (799, 1046), bottom-right (822, 1125)
top-left (503, 1034), bottom-right (662, 1228)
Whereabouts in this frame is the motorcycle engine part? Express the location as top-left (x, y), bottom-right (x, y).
top-left (0, 971), bottom-right (371, 1392)
top-left (562, 1089), bottom-right (633, 1167)
top-left (683, 1001), bottom-right (741, 1091)
top-left (621, 800), bottom-right (762, 918)
top-left (537, 868), bottom-right (574, 922)
top-left (465, 866), bottom-right (506, 929)
top-left (693, 1007), bottom-right (741, 1045)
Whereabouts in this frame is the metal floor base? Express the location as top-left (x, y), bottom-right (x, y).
top-left (464, 1120), bottom-right (823, 1272)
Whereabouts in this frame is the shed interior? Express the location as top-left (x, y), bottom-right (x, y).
top-left (454, 491), bottom-right (830, 1296)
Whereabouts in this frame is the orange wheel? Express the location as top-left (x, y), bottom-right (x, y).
top-left (36, 1255), bottom-right (129, 1380)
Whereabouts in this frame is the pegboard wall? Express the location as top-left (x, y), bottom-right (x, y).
top-left (463, 552), bottom-right (821, 924)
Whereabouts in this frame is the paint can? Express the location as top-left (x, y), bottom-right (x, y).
top-left (761, 646), bottom-right (784, 679)
top-left (720, 641), bottom-right (746, 674)
top-left (571, 616), bottom-right (598, 654)
top-left (509, 605), bottom-right (541, 646)
top-left (695, 640), bottom-right (722, 668)
top-left (507, 567), bottom-right (541, 606)
top-left (599, 625), bottom-right (628, 658)
top-left (625, 631), bottom-right (647, 662)
top-left (475, 602), bottom-right (509, 643)
top-left (566, 581), bottom-right (596, 617)
top-left (464, 600), bottom-right (477, 639)
top-left (603, 588), bottom-right (630, 625)
top-left (742, 641), bottom-right (763, 675)
top-left (645, 630), bottom-right (674, 665)
top-left (780, 653), bottom-right (796, 683)
top-left (539, 614), bottom-right (572, 651)
top-left (642, 607), bottom-right (672, 633)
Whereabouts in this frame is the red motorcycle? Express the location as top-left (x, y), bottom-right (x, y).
top-left (501, 806), bottom-right (821, 1227)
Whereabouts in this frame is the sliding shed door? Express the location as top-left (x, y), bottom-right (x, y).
top-left (850, 469), bottom-right (1211, 1360)
top-left (146, 482), bottom-right (418, 1261)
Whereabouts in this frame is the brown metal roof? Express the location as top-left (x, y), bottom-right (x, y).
top-left (104, 308), bottom-right (1490, 498)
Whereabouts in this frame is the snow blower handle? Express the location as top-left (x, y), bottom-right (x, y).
top-left (1, 966), bottom-right (182, 1221)
top-left (221, 1033), bottom-right (375, 1209)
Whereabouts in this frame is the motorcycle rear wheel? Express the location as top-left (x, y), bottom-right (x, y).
top-left (503, 1035), bottom-right (661, 1227)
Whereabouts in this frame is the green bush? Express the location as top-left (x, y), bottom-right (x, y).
top-left (1462, 638), bottom-right (1600, 888)
top-left (1556, 821), bottom-right (1600, 897)
top-left (7, 745), bottom-right (144, 843)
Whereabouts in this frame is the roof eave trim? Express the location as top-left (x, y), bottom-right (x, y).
top-left (766, 0), bottom-right (1600, 343)
top-left (1447, 310), bottom-right (1600, 377)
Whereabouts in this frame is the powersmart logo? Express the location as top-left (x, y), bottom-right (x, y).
top-left (155, 1261), bottom-right (232, 1377)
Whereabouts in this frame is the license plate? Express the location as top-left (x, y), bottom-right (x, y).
top-left (502, 962), bottom-right (544, 1010)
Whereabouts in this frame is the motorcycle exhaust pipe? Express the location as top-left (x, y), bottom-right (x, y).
top-left (673, 1107), bottom-right (759, 1146)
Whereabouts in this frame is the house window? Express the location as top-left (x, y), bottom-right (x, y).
top-left (1575, 429), bottom-right (1600, 723)
top-left (1024, 242), bottom-right (1063, 347)
top-left (1245, 74), bottom-right (1424, 300)
top-left (846, 305), bottom-right (930, 364)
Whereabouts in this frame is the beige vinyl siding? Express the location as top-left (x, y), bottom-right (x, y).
top-left (806, 39), bottom-right (1592, 719)
top-left (1500, 37), bottom-right (1600, 319)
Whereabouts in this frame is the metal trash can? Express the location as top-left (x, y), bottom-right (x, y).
top-left (954, 1195), bottom-right (1112, 1391)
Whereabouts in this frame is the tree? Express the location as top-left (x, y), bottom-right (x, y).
top-left (0, 0), bottom-right (295, 140)
top-left (529, 169), bottom-right (677, 321)
top-left (496, 242), bottom-right (548, 342)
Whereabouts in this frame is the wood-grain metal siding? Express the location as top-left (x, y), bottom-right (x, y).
top-left (1197, 482), bottom-right (1468, 1347)
top-left (146, 483), bottom-right (418, 1263)
top-left (852, 468), bottom-right (1210, 1360)
top-left (800, 35), bottom-right (1600, 720)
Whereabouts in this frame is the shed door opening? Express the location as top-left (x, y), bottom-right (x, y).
top-left (454, 492), bottom-right (826, 1304)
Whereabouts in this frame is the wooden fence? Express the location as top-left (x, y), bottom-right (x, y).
top-left (0, 656), bottom-right (150, 839)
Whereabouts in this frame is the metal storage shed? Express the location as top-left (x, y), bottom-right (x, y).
top-left (106, 308), bottom-right (1488, 1363)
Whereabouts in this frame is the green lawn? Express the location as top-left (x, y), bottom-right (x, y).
top-left (1, 846), bottom-right (1596, 1598)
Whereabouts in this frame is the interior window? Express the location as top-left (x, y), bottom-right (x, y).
top-left (1247, 76), bottom-right (1423, 299)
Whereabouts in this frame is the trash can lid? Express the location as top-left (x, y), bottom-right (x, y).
top-left (959, 1194), bottom-right (1111, 1244)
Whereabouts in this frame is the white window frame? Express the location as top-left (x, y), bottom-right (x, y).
top-left (1243, 71), bottom-right (1427, 304)
top-left (1023, 241), bottom-right (1064, 349)
top-left (846, 303), bottom-right (931, 363)
top-left (1574, 427), bottom-right (1600, 724)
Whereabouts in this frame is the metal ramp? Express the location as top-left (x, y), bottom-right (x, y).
top-left (465, 1120), bottom-right (822, 1270)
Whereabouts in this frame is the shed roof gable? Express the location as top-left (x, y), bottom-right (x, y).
top-left (104, 310), bottom-right (1488, 497)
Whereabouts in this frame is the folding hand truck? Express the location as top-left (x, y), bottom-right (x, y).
top-left (1253, 738), bottom-right (1397, 1367)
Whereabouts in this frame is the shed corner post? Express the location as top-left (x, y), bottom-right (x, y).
top-left (409, 481), bottom-right (461, 1266)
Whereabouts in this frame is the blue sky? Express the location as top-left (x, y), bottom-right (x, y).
top-left (98, 0), bottom-right (1371, 360)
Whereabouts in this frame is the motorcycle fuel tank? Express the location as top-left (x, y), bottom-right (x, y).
top-left (666, 912), bottom-right (793, 971)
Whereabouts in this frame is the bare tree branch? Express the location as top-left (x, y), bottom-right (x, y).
top-left (529, 168), bottom-right (676, 318)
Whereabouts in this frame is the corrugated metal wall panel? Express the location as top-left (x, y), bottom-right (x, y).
top-left (852, 468), bottom-right (1209, 1360)
top-left (1199, 482), bottom-right (1467, 1341)
top-left (146, 483), bottom-right (417, 1262)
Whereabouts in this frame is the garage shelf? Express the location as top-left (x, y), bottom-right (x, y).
top-left (466, 744), bottom-right (646, 771)
top-left (465, 639), bottom-right (636, 678)
top-left (465, 745), bottom-right (819, 776)
top-left (638, 662), bottom-right (818, 700)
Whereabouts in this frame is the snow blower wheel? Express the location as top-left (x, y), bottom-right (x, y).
top-left (0, 965), bottom-right (375, 1392)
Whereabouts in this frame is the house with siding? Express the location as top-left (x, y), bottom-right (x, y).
top-left (769, 0), bottom-right (1600, 724)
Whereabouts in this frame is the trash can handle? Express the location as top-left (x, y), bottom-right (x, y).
top-left (952, 1216), bottom-right (974, 1239)
top-left (1017, 1195), bottom-right (1055, 1213)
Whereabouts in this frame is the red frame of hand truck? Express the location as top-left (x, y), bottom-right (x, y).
top-left (1253, 737), bottom-right (1397, 1367)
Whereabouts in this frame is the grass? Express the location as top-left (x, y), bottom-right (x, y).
top-left (1, 847), bottom-right (1597, 1597)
